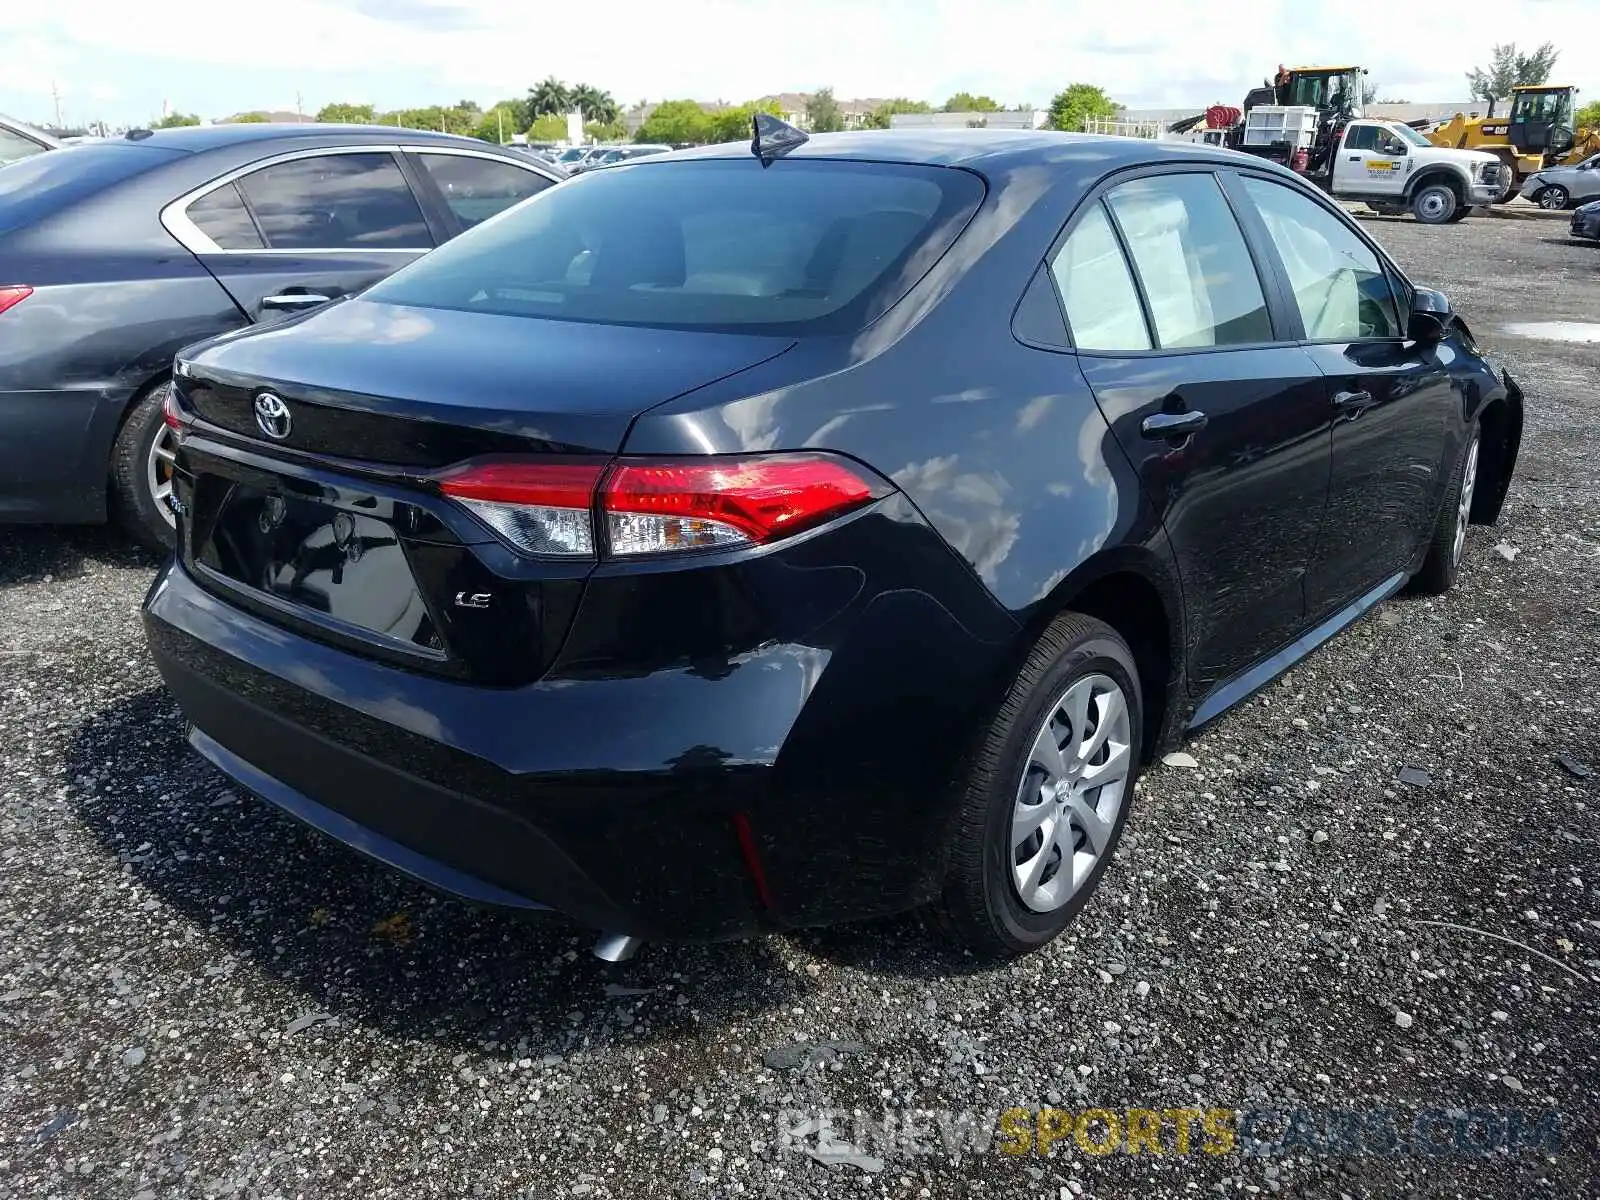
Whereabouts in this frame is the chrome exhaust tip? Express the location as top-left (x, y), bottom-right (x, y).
top-left (592, 932), bottom-right (645, 963)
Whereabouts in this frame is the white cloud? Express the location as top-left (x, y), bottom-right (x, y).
top-left (1, 0), bottom-right (1593, 125)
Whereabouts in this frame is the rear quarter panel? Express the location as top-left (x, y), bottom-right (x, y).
top-left (623, 148), bottom-right (1185, 637)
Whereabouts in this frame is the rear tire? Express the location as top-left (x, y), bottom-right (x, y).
top-left (925, 613), bottom-right (1142, 959)
top-left (1412, 183), bottom-right (1459, 225)
top-left (110, 380), bottom-right (177, 553)
top-left (1412, 426), bottom-right (1480, 596)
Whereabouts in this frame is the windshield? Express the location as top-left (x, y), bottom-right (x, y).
top-left (366, 157), bottom-right (984, 336)
top-left (0, 140), bottom-right (180, 235)
top-left (1391, 124), bottom-right (1431, 147)
top-left (556, 148), bottom-right (585, 163)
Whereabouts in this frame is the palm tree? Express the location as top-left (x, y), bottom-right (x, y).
top-left (527, 77), bottom-right (571, 118)
top-left (569, 84), bottom-right (619, 126)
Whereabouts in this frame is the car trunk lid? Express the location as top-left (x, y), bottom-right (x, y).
top-left (173, 298), bottom-right (795, 683)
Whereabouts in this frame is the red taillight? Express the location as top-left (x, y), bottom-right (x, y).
top-left (432, 453), bottom-right (884, 559)
top-left (437, 460), bottom-right (605, 557)
top-left (0, 286), bottom-right (32, 317)
top-left (161, 389), bottom-right (187, 431)
top-left (602, 455), bottom-right (879, 554)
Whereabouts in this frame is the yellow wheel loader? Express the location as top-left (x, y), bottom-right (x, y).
top-left (1428, 85), bottom-right (1591, 200)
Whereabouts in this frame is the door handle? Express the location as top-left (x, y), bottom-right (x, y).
top-left (1348, 155), bottom-right (1360, 161)
top-left (261, 292), bottom-right (333, 312)
top-left (1332, 389), bottom-right (1377, 416)
top-left (1140, 410), bottom-right (1208, 439)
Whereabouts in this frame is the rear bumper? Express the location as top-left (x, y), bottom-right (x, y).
top-left (0, 384), bottom-right (134, 523)
top-left (142, 511), bottom-right (1016, 940)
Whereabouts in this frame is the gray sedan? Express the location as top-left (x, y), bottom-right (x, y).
top-left (1520, 153), bottom-right (1600, 209)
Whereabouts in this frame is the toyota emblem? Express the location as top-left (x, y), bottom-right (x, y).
top-left (253, 391), bottom-right (292, 440)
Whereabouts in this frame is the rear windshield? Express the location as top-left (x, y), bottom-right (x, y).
top-left (366, 157), bottom-right (985, 335)
top-left (0, 141), bottom-right (182, 236)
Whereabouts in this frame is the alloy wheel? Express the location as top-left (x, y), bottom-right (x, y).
top-left (1453, 437), bottom-right (1479, 569)
top-left (1011, 673), bottom-right (1132, 913)
top-left (1538, 186), bottom-right (1569, 210)
top-left (146, 423), bottom-right (177, 529)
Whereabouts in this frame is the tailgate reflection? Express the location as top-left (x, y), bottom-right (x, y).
top-left (197, 486), bottom-right (444, 655)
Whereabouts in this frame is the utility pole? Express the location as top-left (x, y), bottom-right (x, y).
top-left (497, 108), bottom-right (504, 144)
top-left (51, 80), bottom-right (63, 128)
top-left (296, 90), bottom-right (303, 120)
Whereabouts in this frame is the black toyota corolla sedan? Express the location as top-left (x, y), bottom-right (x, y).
top-left (0, 124), bottom-right (559, 548)
top-left (143, 126), bottom-right (1522, 961)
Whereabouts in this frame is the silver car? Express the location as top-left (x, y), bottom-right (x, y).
top-left (1520, 152), bottom-right (1600, 210)
top-left (0, 114), bottom-right (58, 165)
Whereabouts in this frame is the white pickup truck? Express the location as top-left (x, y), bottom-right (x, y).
top-left (1239, 110), bottom-right (1509, 224)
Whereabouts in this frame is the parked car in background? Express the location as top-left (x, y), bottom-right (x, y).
top-left (144, 129), bottom-right (1520, 962)
top-left (552, 146), bottom-right (590, 169)
top-left (1520, 152), bottom-right (1600, 209)
top-left (1573, 198), bottom-right (1600, 241)
top-left (567, 146), bottom-right (622, 173)
top-left (0, 123), bottom-right (560, 548)
top-left (0, 114), bottom-right (58, 164)
top-left (595, 144), bottom-right (672, 166)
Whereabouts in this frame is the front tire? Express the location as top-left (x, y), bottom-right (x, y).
top-left (1412, 183), bottom-right (1459, 225)
top-left (1536, 185), bottom-right (1570, 210)
top-left (926, 613), bottom-right (1142, 959)
top-left (110, 379), bottom-right (178, 553)
top-left (1412, 427), bottom-right (1480, 596)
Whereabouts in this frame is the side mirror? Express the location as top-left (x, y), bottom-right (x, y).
top-left (1408, 287), bottom-right (1453, 344)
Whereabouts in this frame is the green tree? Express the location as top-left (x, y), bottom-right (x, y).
top-left (942, 92), bottom-right (999, 113)
top-left (584, 119), bottom-right (628, 142)
top-left (1578, 99), bottom-right (1600, 130)
top-left (1045, 83), bottom-right (1121, 132)
top-left (153, 112), bottom-right (200, 128)
top-left (317, 102), bottom-right (375, 123)
top-left (862, 97), bottom-right (932, 129)
top-left (805, 87), bottom-right (843, 133)
top-left (569, 84), bottom-right (619, 125)
top-left (705, 99), bottom-right (783, 143)
top-left (1467, 42), bottom-right (1559, 117)
top-left (527, 114), bottom-right (568, 142)
top-left (230, 112), bottom-right (271, 123)
top-left (475, 105), bottom-right (516, 142)
top-left (528, 77), bottom-right (572, 118)
top-left (636, 99), bottom-right (711, 144)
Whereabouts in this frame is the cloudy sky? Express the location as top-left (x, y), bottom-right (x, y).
top-left (3, 0), bottom-right (1593, 127)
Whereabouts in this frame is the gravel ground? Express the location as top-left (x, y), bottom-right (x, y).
top-left (2, 212), bottom-right (1598, 1200)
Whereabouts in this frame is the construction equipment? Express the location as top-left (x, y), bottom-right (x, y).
top-left (1165, 66), bottom-right (1368, 170)
top-left (1159, 64), bottom-right (1506, 224)
top-left (1427, 85), bottom-right (1591, 199)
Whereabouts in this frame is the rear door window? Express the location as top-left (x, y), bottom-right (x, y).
top-left (185, 182), bottom-right (263, 249)
top-left (366, 158), bottom-right (984, 335)
top-left (1050, 202), bottom-right (1151, 351)
top-left (235, 152), bottom-right (431, 250)
top-left (1104, 173), bottom-right (1273, 348)
top-left (414, 153), bottom-right (553, 229)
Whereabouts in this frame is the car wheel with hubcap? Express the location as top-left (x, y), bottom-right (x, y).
top-left (1412, 427), bottom-right (1480, 595)
top-left (926, 612), bottom-right (1142, 958)
top-left (1412, 183), bottom-right (1459, 225)
top-left (110, 379), bottom-right (178, 552)
top-left (1537, 185), bottom-right (1570, 210)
